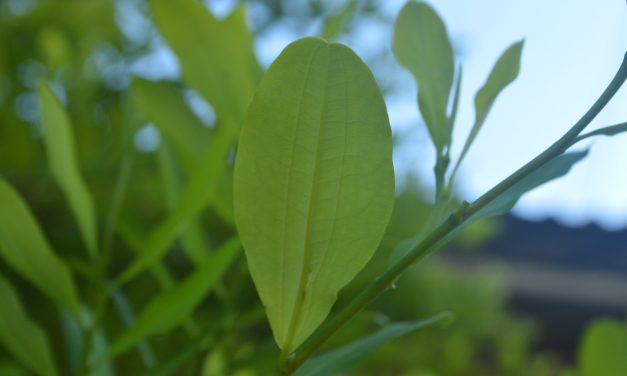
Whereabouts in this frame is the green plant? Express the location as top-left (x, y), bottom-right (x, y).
top-left (0, 1), bottom-right (626, 375)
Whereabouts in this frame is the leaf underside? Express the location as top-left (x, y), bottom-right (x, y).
top-left (234, 37), bottom-right (395, 351)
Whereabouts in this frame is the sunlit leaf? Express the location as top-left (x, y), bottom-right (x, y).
top-left (0, 178), bottom-right (80, 314)
top-left (234, 37), bottom-right (395, 352)
top-left (393, 1), bottom-right (454, 150)
top-left (117, 125), bottom-right (233, 284)
top-left (109, 238), bottom-right (240, 357)
top-left (455, 41), bottom-right (524, 168)
top-left (0, 273), bottom-right (59, 376)
top-left (38, 83), bottom-right (97, 258)
top-left (579, 319), bottom-right (627, 376)
top-left (295, 313), bottom-right (452, 376)
top-left (321, 0), bottom-right (358, 40)
top-left (150, 0), bottom-right (260, 126)
top-left (391, 151), bottom-right (588, 265)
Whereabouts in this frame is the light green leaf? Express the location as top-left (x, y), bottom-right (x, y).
top-left (572, 121), bottom-right (627, 144)
top-left (132, 78), bottom-right (210, 172)
top-left (0, 178), bottom-right (80, 314)
top-left (295, 313), bottom-right (452, 376)
top-left (109, 238), bottom-right (240, 357)
top-left (455, 41), bottom-right (524, 169)
top-left (150, 0), bottom-right (259, 126)
top-left (393, 1), bottom-right (454, 150)
top-left (391, 151), bottom-right (588, 265)
top-left (117, 125), bottom-right (233, 284)
top-left (0, 273), bottom-right (59, 376)
top-left (234, 37), bottom-right (395, 352)
top-left (38, 83), bottom-right (97, 258)
top-left (321, 0), bottom-right (358, 40)
top-left (579, 319), bottom-right (627, 376)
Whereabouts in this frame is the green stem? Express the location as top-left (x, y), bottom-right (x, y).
top-left (286, 51), bottom-right (627, 374)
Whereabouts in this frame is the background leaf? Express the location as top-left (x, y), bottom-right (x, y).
top-left (117, 125), bottom-right (233, 284)
top-left (393, 1), bottom-right (454, 150)
top-left (109, 238), bottom-right (240, 357)
top-left (0, 178), bottom-right (80, 314)
top-left (0, 273), bottom-right (59, 376)
top-left (295, 313), bottom-right (452, 376)
top-left (234, 37), bottom-right (395, 352)
top-left (578, 319), bottom-right (627, 376)
top-left (455, 41), bottom-right (524, 170)
top-left (38, 83), bottom-right (98, 258)
top-left (391, 151), bottom-right (588, 265)
top-left (321, 0), bottom-right (358, 40)
top-left (150, 0), bottom-right (259, 126)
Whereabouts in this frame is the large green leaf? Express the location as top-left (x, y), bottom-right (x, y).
top-left (391, 151), bottom-right (588, 265)
top-left (234, 37), bottom-right (395, 352)
top-left (455, 41), bottom-right (524, 169)
top-left (150, 0), bottom-right (259, 126)
top-left (117, 125), bottom-right (233, 284)
top-left (38, 83), bottom-right (97, 258)
top-left (295, 313), bottom-right (452, 376)
top-left (393, 1), bottom-right (454, 150)
top-left (109, 238), bottom-right (240, 357)
top-left (0, 178), bottom-right (80, 314)
top-left (0, 273), bottom-right (59, 376)
top-left (579, 319), bottom-right (627, 376)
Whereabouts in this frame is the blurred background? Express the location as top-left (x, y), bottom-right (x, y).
top-left (1, 0), bottom-right (626, 374)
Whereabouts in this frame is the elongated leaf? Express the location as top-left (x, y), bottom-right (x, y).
top-left (0, 273), bottom-right (59, 376)
top-left (471, 150), bottom-right (587, 219)
top-left (234, 37), bottom-right (395, 352)
top-left (109, 238), bottom-right (240, 357)
top-left (391, 151), bottom-right (588, 265)
top-left (132, 78), bottom-right (210, 172)
top-left (295, 313), bottom-right (452, 376)
top-left (117, 125), bottom-right (233, 284)
top-left (38, 83), bottom-right (97, 258)
top-left (573, 121), bottom-right (627, 144)
top-left (0, 178), bottom-right (80, 313)
top-left (455, 41), bottom-right (524, 169)
top-left (579, 319), bottom-right (627, 376)
top-left (321, 0), bottom-right (358, 40)
top-left (150, 0), bottom-right (259, 126)
top-left (393, 1), bottom-right (454, 150)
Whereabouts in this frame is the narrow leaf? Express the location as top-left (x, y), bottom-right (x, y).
top-left (572, 121), bottom-right (627, 144)
top-left (0, 273), bottom-right (59, 376)
top-left (0, 178), bottom-right (80, 314)
top-left (132, 78), bottom-right (210, 172)
top-left (471, 150), bottom-right (587, 219)
top-left (321, 0), bottom-right (358, 40)
top-left (579, 319), bottom-right (627, 376)
top-left (391, 151), bottom-right (588, 265)
top-left (393, 1), bottom-right (455, 150)
top-left (295, 313), bottom-right (452, 376)
top-left (150, 0), bottom-right (259, 126)
top-left (234, 37), bottom-right (395, 352)
top-left (117, 125), bottom-right (233, 284)
top-left (38, 83), bottom-right (97, 258)
top-left (455, 41), bottom-right (524, 169)
top-left (109, 238), bottom-right (240, 357)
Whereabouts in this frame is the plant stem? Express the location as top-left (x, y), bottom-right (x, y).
top-left (286, 51), bottom-right (627, 374)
